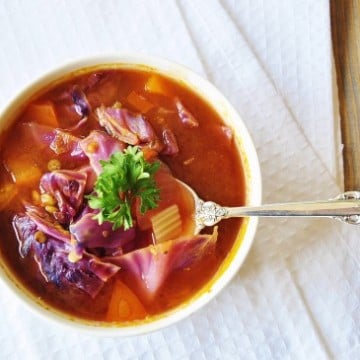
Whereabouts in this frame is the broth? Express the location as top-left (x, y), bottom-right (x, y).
top-left (0, 68), bottom-right (245, 322)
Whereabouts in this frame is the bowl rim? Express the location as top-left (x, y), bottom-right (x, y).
top-left (0, 54), bottom-right (262, 336)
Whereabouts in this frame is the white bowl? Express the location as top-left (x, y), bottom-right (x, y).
top-left (0, 55), bottom-right (261, 335)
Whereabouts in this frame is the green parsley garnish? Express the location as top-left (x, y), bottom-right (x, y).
top-left (87, 146), bottom-right (160, 230)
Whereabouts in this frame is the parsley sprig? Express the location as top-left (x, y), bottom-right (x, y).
top-left (87, 146), bottom-right (160, 230)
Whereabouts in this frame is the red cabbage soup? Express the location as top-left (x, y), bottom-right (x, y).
top-left (0, 68), bottom-right (245, 323)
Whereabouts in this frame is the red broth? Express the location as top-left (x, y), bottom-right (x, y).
top-left (0, 68), bottom-right (245, 322)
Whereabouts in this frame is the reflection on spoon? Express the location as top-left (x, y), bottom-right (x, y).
top-left (177, 180), bottom-right (360, 233)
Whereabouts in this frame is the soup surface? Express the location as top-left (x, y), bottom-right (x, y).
top-left (0, 68), bottom-right (245, 322)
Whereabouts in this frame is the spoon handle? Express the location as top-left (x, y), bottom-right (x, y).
top-left (196, 191), bottom-right (360, 229)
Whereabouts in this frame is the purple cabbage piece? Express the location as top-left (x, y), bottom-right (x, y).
top-left (80, 130), bottom-right (125, 175)
top-left (161, 128), bottom-right (179, 155)
top-left (25, 205), bottom-right (71, 243)
top-left (13, 214), bottom-right (38, 257)
top-left (175, 98), bottom-right (199, 128)
top-left (120, 109), bottom-right (158, 144)
top-left (40, 169), bottom-right (87, 224)
top-left (21, 122), bottom-right (56, 146)
top-left (77, 164), bottom-right (97, 193)
top-left (105, 229), bottom-right (218, 300)
top-left (71, 86), bottom-right (90, 118)
top-left (50, 129), bottom-right (86, 159)
top-left (96, 106), bottom-right (139, 145)
top-left (61, 86), bottom-right (90, 131)
top-left (95, 106), bottom-right (162, 150)
top-left (20, 122), bottom-right (86, 162)
top-left (70, 207), bottom-right (136, 256)
top-left (13, 214), bottom-right (120, 298)
top-left (33, 240), bottom-right (119, 297)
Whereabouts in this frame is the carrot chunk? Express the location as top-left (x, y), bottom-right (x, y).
top-left (144, 75), bottom-right (168, 95)
top-left (5, 154), bottom-right (42, 186)
top-left (106, 280), bottom-right (147, 322)
top-left (126, 91), bottom-right (154, 113)
top-left (23, 102), bottom-right (59, 127)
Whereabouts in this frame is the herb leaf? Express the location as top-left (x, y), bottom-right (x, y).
top-left (87, 146), bottom-right (160, 230)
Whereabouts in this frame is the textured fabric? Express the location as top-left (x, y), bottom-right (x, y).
top-left (1, 1), bottom-right (358, 359)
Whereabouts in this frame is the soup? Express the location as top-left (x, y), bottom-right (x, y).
top-left (0, 68), bottom-right (245, 323)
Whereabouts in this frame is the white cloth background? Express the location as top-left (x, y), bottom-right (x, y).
top-left (0, 1), bottom-right (359, 359)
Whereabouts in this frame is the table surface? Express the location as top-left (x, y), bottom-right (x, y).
top-left (331, 0), bottom-right (360, 191)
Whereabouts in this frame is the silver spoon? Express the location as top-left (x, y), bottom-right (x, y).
top-left (178, 181), bottom-right (360, 233)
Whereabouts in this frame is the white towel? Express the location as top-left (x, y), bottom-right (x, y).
top-left (1, 1), bottom-right (358, 359)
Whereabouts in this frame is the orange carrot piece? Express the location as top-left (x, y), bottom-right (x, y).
top-left (141, 147), bottom-right (158, 161)
top-left (5, 154), bottom-right (42, 186)
top-left (145, 75), bottom-right (168, 95)
top-left (23, 102), bottom-right (59, 127)
top-left (126, 91), bottom-right (154, 113)
top-left (106, 280), bottom-right (147, 322)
